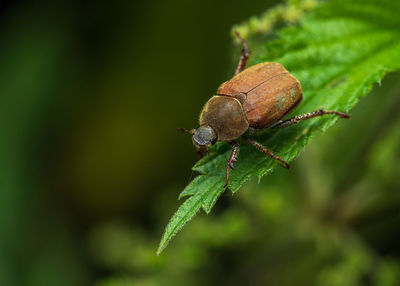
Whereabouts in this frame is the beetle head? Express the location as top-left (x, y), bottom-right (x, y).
top-left (193, 125), bottom-right (217, 147)
top-left (178, 125), bottom-right (217, 150)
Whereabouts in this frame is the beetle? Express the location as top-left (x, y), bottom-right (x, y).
top-left (180, 32), bottom-right (350, 187)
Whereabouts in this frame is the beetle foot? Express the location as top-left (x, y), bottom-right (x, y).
top-left (280, 160), bottom-right (291, 169)
top-left (325, 110), bottom-right (350, 119)
top-left (225, 141), bottom-right (240, 188)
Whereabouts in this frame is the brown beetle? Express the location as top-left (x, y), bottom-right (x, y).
top-left (180, 33), bottom-right (349, 187)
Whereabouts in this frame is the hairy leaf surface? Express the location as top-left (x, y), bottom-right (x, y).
top-left (157, 0), bottom-right (400, 255)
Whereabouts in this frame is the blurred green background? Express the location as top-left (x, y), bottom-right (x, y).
top-left (1, 0), bottom-right (399, 285)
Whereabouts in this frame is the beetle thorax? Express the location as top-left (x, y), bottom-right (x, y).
top-left (199, 96), bottom-right (249, 142)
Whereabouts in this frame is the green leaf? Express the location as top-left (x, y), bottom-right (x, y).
top-left (157, 0), bottom-right (400, 254)
top-left (156, 176), bottom-right (224, 255)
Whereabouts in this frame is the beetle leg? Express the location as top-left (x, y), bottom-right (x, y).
top-left (195, 144), bottom-right (205, 161)
top-left (195, 144), bottom-right (211, 161)
top-left (234, 32), bottom-right (250, 75)
top-left (243, 138), bottom-right (290, 169)
top-left (225, 141), bottom-right (240, 187)
top-left (271, 109), bottom-right (350, 128)
top-left (205, 145), bottom-right (210, 156)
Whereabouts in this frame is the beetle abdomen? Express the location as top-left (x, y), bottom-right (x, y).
top-left (199, 96), bottom-right (249, 141)
top-left (245, 72), bottom-right (302, 128)
top-left (217, 62), bottom-right (289, 95)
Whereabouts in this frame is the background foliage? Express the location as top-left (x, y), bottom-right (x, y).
top-left (0, 0), bottom-right (399, 285)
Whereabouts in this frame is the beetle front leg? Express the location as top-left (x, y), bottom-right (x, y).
top-left (195, 144), bottom-right (209, 161)
top-left (271, 109), bottom-right (350, 128)
top-left (244, 138), bottom-right (290, 169)
top-left (234, 32), bottom-right (250, 75)
top-left (225, 141), bottom-right (240, 187)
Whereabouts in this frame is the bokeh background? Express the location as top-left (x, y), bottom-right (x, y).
top-left (1, 0), bottom-right (400, 285)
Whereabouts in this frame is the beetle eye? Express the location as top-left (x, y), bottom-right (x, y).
top-left (193, 126), bottom-right (216, 146)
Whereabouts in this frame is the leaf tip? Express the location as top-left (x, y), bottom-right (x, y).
top-left (156, 245), bottom-right (163, 256)
top-left (156, 233), bottom-right (170, 256)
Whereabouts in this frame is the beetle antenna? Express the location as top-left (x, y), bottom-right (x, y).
top-left (177, 128), bottom-right (194, 135)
